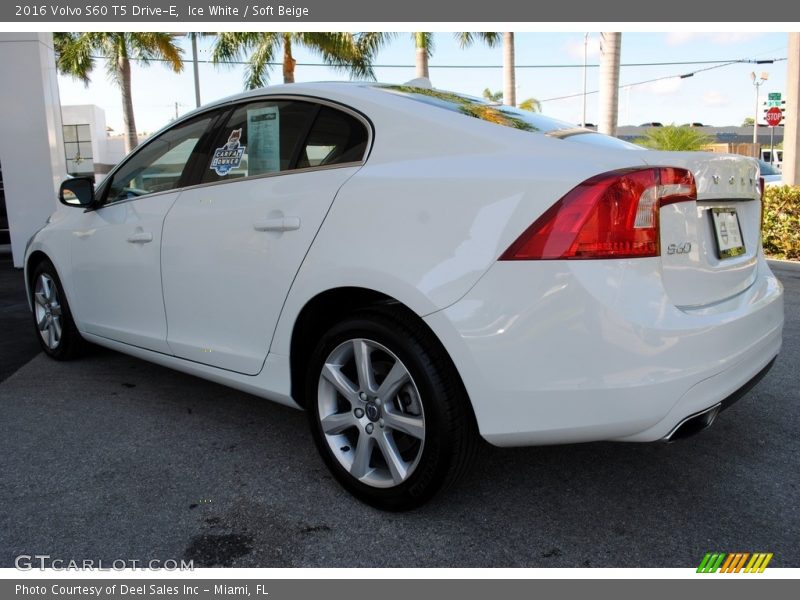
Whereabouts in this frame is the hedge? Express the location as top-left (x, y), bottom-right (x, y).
top-left (762, 185), bottom-right (800, 260)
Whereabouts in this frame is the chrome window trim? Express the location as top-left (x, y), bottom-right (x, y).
top-left (97, 94), bottom-right (373, 210)
top-left (94, 162), bottom-right (364, 208)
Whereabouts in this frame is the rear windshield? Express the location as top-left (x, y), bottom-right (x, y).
top-left (376, 85), bottom-right (641, 150)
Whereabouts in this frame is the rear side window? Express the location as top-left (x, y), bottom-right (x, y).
top-left (297, 106), bottom-right (369, 168)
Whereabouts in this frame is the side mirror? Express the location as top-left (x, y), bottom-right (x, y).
top-left (59, 177), bottom-right (95, 208)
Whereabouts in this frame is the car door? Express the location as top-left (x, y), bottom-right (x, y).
top-left (69, 113), bottom-right (217, 353)
top-left (161, 98), bottom-right (370, 374)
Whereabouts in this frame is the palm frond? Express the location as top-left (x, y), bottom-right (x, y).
top-left (456, 32), bottom-right (500, 48)
top-left (53, 32), bottom-right (100, 85)
top-left (412, 32), bottom-right (434, 58)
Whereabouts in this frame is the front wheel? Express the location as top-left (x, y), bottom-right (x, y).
top-left (306, 309), bottom-right (477, 510)
top-left (30, 259), bottom-right (88, 360)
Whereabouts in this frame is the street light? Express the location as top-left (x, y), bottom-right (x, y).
top-left (751, 71), bottom-right (769, 145)
top-left (581, 33), bottom-right (589, 127)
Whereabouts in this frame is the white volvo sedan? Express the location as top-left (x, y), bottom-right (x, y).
top-left (25, 82), bottom-right (784, 510)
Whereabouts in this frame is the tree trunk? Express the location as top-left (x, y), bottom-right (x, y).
top-left (598, 32), bottom-right (622, 137)
top-left (503, 32), bottom-right (515, 107)
top-left (119, 55), bottom-right (138, 153)
top-left (415, 33), bottom-right (429, 80)
top-left (283, 35), bottom-right (296, 83)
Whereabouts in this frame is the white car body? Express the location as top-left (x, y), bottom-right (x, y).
top-left (25, 82), bottom-right (783, 460)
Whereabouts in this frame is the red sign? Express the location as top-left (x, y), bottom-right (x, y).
top-left (765, 107), bottom-right (783, 127)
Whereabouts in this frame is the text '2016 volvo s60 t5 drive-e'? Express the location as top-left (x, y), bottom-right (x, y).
top-left (25, 82), bottom-right (784, 510)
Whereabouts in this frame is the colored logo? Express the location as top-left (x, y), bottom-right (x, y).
top-left (697, 552), bottom-right (773, 573)
top-left (210, 128), bottom-right (245, 176)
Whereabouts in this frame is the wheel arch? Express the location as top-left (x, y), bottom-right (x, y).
top-left (24, 250), bottom-right (54, 308)
top-left (287, 286), bottom-right (474, 426)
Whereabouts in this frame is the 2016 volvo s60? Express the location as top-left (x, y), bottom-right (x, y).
top-left (25, 82), bottom-right (784, 509)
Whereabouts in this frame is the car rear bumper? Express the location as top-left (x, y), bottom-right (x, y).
top-left (424, 255), bottom-right (784, 446)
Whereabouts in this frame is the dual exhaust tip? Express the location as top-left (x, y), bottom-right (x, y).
top-left (663, 403), bottom-right (722, 442)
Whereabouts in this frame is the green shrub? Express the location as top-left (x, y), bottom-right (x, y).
top-left (762, 185), bottom-right (800, 260)
top-left (635, 125), bottom-right (714, 151)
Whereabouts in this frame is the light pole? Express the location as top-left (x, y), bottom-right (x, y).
top-left (751, 71), bottom-right (768, 145)
top-left (582, 33), bottom-right (588, 126)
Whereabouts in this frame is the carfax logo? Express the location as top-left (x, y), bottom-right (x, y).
top-left (696, 552), bottom-right (773, 573)
top-left (210, 128), bottom-right (245, 176)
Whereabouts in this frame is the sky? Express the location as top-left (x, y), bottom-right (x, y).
top-left (56, 32), bottom-right (791, 135)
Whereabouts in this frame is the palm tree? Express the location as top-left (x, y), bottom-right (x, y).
top-left (483, 88), bottom-right (542, 112)
top-left (213, 32), bottom-right (386, 90)
top-left (519, 98), bottom-right (542, 112)
top-left (483, 89), bottom-right (540, 112)
top-left (482, 88), bottom-right (503, 102)
top-left (598, 32), bottom-right (622, 136)
top-left (414, 32), bottom-right (500, 82)
top-left (502, 32), bottom-right (516, 106)
top-left (54, 33), bottom-right (183, 153)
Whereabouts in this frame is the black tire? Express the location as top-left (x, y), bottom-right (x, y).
top-left (30, 259), bottom-right (88, 360)
top-left (306, 307), bottom-right (478, 510)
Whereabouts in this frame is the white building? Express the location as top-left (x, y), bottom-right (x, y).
top-left (60, 104), bottom-right (129, 180)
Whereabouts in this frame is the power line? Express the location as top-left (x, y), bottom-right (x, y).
top-left (540, 58), bottom-right (787, 103)
top-left (86, 55), bottom-right (786, 70)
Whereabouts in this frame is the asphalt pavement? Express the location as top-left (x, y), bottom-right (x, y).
top-left (0, 258), bottom-right (798, 568)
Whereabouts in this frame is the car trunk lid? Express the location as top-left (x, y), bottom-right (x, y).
top-left (641, 151), bottom-right (761, 308)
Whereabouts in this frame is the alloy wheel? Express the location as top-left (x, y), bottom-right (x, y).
top-left (317, 338), bottom-right (426, 488)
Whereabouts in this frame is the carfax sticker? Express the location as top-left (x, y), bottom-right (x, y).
top-left (210, 129), bottom-right (245, 176)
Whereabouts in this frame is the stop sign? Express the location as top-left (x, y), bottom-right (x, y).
top-left (765, 106), bottom-right (783, 127)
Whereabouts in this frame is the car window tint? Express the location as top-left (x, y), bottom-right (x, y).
top-left (297, 106), bottom-right (369, 168)
top-left (201, 100), bottom-right (318, 184)
top-left (105, 114), bottom-right (213, 203)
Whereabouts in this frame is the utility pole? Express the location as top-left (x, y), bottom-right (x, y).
top-left (784, 32), bottom-right (800, 186)
top-left (191, 33), bottom-right (201, 108)
top-left (598, 32), bottom-right (621, 137)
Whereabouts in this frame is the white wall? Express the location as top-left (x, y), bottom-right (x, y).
top-left (0, 33), bottom-right (66, 268)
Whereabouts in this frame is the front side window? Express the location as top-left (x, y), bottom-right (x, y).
top-left (104, 114), bottom-right (214, 204)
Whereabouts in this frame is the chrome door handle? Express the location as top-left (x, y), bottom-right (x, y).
top-left (127, 232), bottom-right (153, 244)
top-left (253, 217), bottom-right (301, 232)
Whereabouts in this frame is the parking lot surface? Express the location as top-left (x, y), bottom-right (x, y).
top-left (1, 259), bottom-right (798, 568)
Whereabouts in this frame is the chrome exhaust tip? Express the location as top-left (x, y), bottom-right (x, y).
top-left (663, 403), bottom-right (722, 442)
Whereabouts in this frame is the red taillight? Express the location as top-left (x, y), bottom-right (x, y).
top-left (499, 167), bottom-right (697, 260)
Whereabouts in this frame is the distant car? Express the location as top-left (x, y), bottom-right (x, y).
top-left (25, 82), bottom-right (784, 509)
top-left (640, 122), bottom-right (663, 127)
top-left (759, 159), bottom-right (783, 187)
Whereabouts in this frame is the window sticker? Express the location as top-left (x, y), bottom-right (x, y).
top-left (247, 106), bottom-right (280, 175)
top-left (210, 129), bottom-right (245, 176)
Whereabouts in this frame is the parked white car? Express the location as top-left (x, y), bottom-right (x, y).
top-left (25, 83), bottom-right (784, 509)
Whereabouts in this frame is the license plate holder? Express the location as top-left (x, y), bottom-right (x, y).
top-left (711, 208), bottom-right (746, 259)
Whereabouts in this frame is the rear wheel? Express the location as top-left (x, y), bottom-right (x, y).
top-left (30, 260), bottom-right (87, 360)
top-left (306, 309), bottom-right (477, 510)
